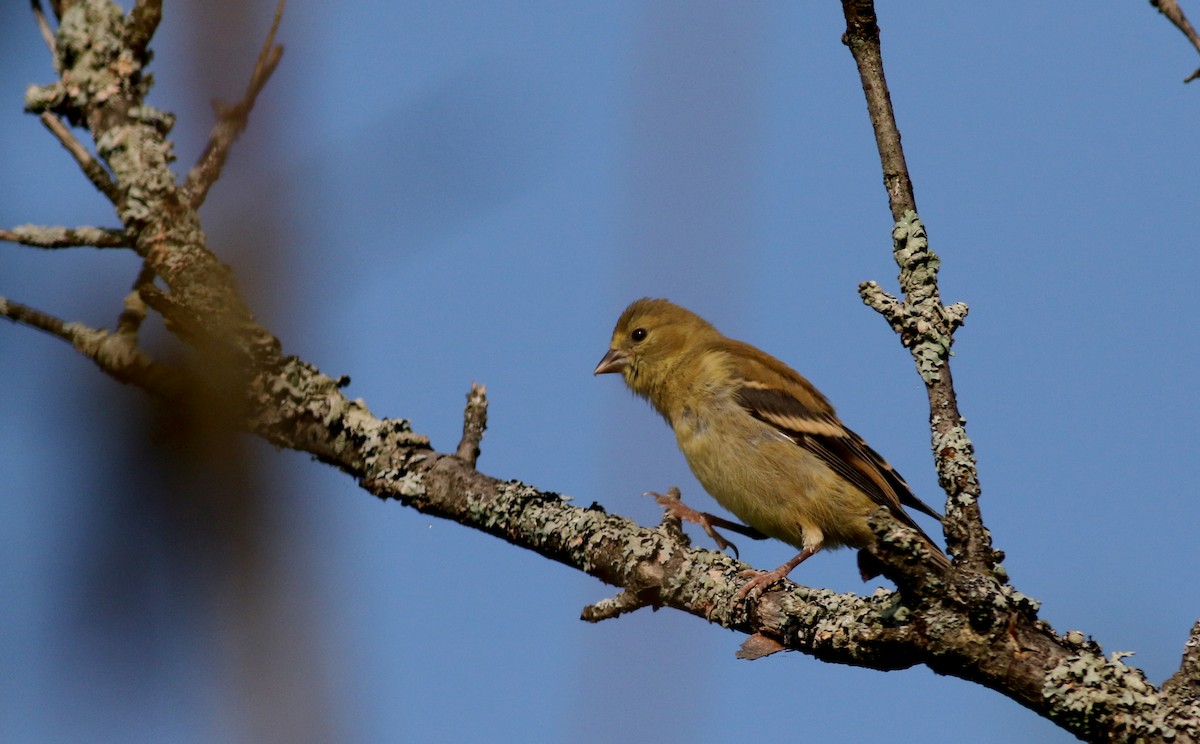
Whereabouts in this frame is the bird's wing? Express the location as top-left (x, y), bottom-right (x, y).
top-left (728, 361), bottom-right (943, 526)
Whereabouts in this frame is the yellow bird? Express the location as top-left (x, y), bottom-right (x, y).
top-left (595, 298), bottom-right (951, 597)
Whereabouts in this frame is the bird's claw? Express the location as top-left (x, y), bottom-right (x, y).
top-left (733, 547), bottom-right (817, 601)
top-left (646, 487), bottom-right (741, 558)
top-left (734, 567), bottom-right (788, 601)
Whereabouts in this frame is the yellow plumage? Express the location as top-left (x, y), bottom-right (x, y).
top-left (595, 298), bottom-right (949, 595)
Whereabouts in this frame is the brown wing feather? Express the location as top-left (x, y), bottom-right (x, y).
top-left (722, 340), bottom-right (942, 525)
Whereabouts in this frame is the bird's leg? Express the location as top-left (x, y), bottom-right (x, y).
top-left (735, 547), bottom-right (818, 601)
top-left (647, 487), bottom-right (765, 559)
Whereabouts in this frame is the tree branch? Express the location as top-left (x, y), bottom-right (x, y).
top-left (840, 0), bottom-right (915, 219)
top-left (841, 0), bottom-right (996, 572)
top-left (31, 0), bottom-right (56, 53)
top-left (454, 381), bottom-right (488, 468)
top-left (6, 2), bottom-right (1200, 741)
top-left (0, 293), bottom-right (180, 398)
top-left (1, 224), bottom-right (132, 249)
top-left (124, 0), bottom-right (162, 63)
top-left (183, 0), bottom-right (286, 209)
top-left (1164, 619), bottom-right (1200, 703)
top-left (38, 112), bottom-right (122, 206)
top-left (1150, 0), bottom-right (1200, 81)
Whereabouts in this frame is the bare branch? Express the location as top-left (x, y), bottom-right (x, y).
top-left (1, 224), bottom-right (132, 249)
top-left (39, 112), bottom-right (122, 205)
top-left (31, 0), bottom-right (55, 53)
top-left (183, 0), bottom-right (286, 208)
top-left (1150, 0), bottom-right (1200, 81)
top-left (454, 382), bottom-right (488, 467)
top-left (840, 0), bottom-right (915, 219)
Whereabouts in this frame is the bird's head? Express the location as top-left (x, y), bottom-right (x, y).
top-left (594, 298), bottom-right (718, 401)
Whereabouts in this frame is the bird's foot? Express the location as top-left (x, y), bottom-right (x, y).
top-left (647, 487), bottom-right (764, 558)
top-left (734, 547), bottom-right (817, 601)
top-left (734, 567), bottom-right (791, 601)
top-left (648, 487), bottom-right (737, 555)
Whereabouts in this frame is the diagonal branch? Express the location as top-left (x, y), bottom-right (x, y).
top-left (840, 0), bottom-right (915, 219)
top-left (1150, 0), bottom-right (1200, 81)
top-left (39, 112), bottom-right (123, 206)
top-left (0, 294), bottom-right (180, 398)
top-left (124, 0), bottom-right (162, 63)
top-left (30, 0), bottom-right (56, 52)
top-left (183, 0), bottom-right (286, 208)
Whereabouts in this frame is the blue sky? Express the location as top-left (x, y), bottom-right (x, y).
top-left (2, 2), bottom-right (1198, 742)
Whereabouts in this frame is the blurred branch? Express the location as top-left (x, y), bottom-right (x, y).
top-left (1150, 0), bottom-right (1200, 81)
top-left (39, 113), bottom-right (123, 206)
top-left (125, 0), bottom-right (162, 62)
top-left (31, 0), bottom-right (56, 52)
top-left (5, 1), bottom-right (1200, 742)
top-left (0, 225), bottom-right (133, 249)
top-left (0, 293), bottom-right (180, 397)
top-left (183, 0), bottom-right (286, 208)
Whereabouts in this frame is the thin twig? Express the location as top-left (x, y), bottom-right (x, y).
top-left (0, 294), bottom-right (180, 397)
top-left (0, 225), bottom-right (132, 249)
top-left (841, 1), bottom-right (994, 570)
top-left (39, 112), bottom-right (123, 205)
top-left (116, 264), bottom-right (157, 337)
top-left (455, 382), bottom-right (488, 467)
top-left (581, 589), bottom-right (653, 623)
top-left (31, 0), bottom-right (55, 53)
top-left (840, 0), bottom-right (915, 220)
top-left (1150, 0), bottom-right (1200, 81)
top-left (183, 0), bottom-right (286, 208)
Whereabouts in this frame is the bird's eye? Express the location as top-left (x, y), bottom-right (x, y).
top-left (631, 328), bottom-right (647, 342)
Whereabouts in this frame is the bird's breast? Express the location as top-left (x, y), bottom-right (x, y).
top-left (672, 401), bottom-right (875, 551)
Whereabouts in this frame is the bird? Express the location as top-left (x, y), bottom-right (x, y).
top-left (594, 297), bottom-right (951, 598)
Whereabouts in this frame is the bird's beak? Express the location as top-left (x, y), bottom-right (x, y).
top-left (593, 348), bottom-right (629, 375)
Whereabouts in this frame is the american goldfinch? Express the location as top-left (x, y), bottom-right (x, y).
top-left (595, 298), bottom-right (950, 597)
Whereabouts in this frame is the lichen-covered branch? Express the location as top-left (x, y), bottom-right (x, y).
top-left (0, 224), bottom-right (132, 249)
top-left (841, 0), bottom-right (995, 574)
top-left (25, 0), bottom-right (277, 369)
top-left (1164, 619), bottom-right (1200, 703)
top-left (454, 382), bottom-right (488, 468)
top-left (5, 1), bottom-right (1199, 741)
top-left (0, 293), bottom-right (180, 397)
